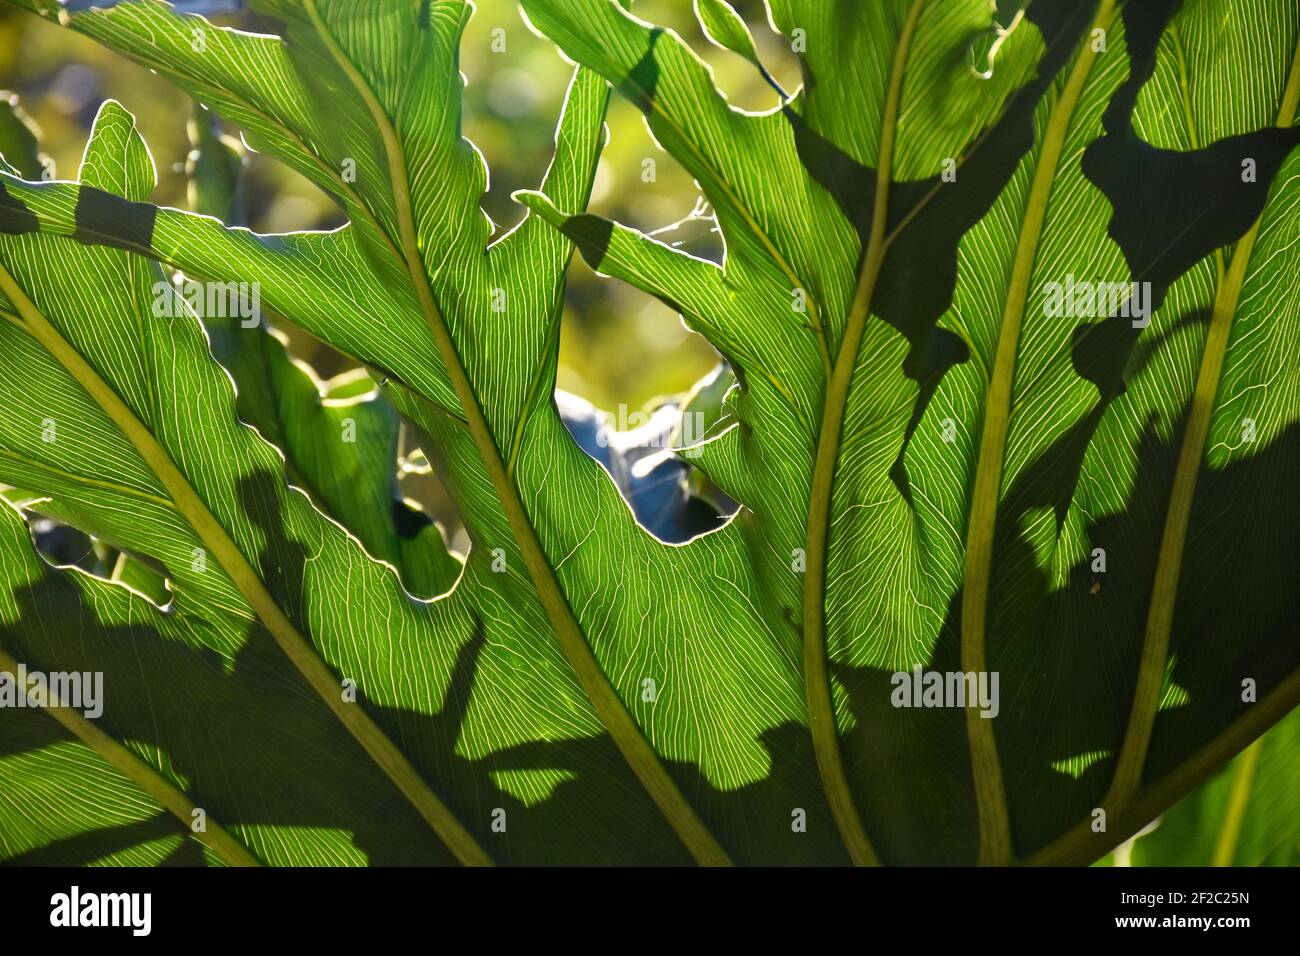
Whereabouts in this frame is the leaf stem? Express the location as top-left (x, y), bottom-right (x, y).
top-left (1103, 28), bottom-right (1300, 813)
top-left (802, 0), bottom-right (928, 867)
top-left (959, 0), bottom-right (1115, 866)
top-left (0, 645), bottom-right (260, 867)
top-left (0, 262), bottom-right (493, 867)
top-left (302, 0), bottom-right (730, 866)
top-left (1024, 664), bottom-right (1300, 866)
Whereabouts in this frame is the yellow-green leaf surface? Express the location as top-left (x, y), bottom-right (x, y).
top-left (186, 104), bottom-right (461, 597)
top-left (1, 0), bottom-right (1298, 866)
top-left (1, 0), bottom-right (819, 865)
top-left (515, 0), bottom-right (1300, 865)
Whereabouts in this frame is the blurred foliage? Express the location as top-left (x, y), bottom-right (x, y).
top-left (0, 0), bottom-right (801, 411)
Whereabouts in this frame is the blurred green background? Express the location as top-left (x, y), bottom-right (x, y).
top-left (0, 0), bottom-right (801, 412)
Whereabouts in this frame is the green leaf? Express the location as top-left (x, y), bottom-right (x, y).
top-left (694, 0), bottom-right (757, 59)
top-left (2, 0), bottom-right (1299, 868)
top-left (186, 103), bottom-right (244, 223)
top-left (517, 0), bottom-right (1300, 866)
top-left (0, 100), bottom-right (491, 864)
top-left (0, 4), bottom-right (816, 866)
top-left (0, 494), bottom-right (457, 866)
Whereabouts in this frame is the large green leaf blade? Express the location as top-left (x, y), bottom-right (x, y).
top-left (0, 492), bottom-right (460, 866)
top-left (0, 99), bottom-right (500, 863)
top-left (5, 0), bottom-right (1298, 869)
top-left (0, 1), bottom-right (848, 864)
top-left (0, 19), bottom-right (821, 863)
top-left (519, 0), bottom-right (1300, 865)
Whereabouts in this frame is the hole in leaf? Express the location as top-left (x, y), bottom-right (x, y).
top-left (11, 505), bottom-right (175, 611)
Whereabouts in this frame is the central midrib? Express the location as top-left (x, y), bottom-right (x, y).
top-left (959, 0), bottom-right (1117, 867)
top-left (302, 0), bottom-right (731, 866)
top-left (800, 0), bottom-right (927, 867)
top-left (1102, 26), bottom-right (1300, 813)
top-left (0, 644), bottom-right (259, 867)
top-left (0, 259), bottom-right (493, 867)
